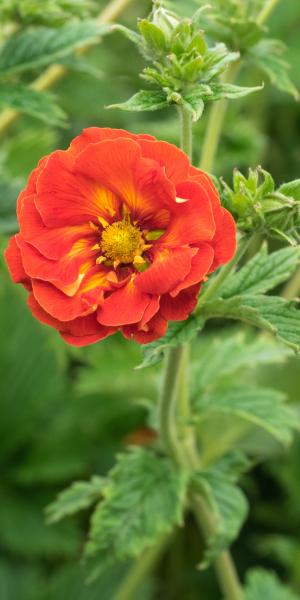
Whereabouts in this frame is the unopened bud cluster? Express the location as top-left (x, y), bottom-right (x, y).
top-left (222, 167), bottom-right (300, 244)
top-left (137, 2), bottom-right (238, 92)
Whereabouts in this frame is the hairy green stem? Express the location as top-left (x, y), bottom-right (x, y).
top-left (199, 61), bottom-right (240, 172)
top-left (257, 0), bottom-right (280, 25)
top-left (158, 346), bottom-right (187, 466)
top-left (199, 0), bottom-right (280, 172)
top-left (199, 235), bottom-right (252, 305)
top-left (113, 540), bottom-right (168, 600)
top-left (191, 494), bottom-right (244, 600)
top-left (178, 104), bottom-right (193, 158)
top-left (158, 107), bottom-right (244, 600)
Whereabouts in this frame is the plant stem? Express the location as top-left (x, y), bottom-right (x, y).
top-left (158, 346), bottom-right (187, 466)
top-left (199, 235), bottom-right (252, 305)
top-left (158, 106), bottom-right (194, 466)
top-left (257, 0), bottom-right (279, 25)
top-left (113, 539), bottom-right (168, 600)
top-left (0, 0), bottom-right (135, 138)
top-left (178, 104), bottom-right (193, 158)
top-left (199, 61), bottom-right (240, 172)
top-left (158, 105), bottom-right (244, 600)
top-left (191, 494), bottom-right (244, 600)
top-left (198, 0), bottom-right (279, 173)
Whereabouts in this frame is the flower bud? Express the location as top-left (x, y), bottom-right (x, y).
top-left (222, 167), bottom-right (300, 244)
top-left (150, 0), bottom-right (181, 41)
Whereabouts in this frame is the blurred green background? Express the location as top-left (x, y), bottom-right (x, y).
top-left (0, 0), bottom-right (300, 598)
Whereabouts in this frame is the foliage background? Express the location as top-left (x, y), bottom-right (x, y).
top-left (0, 0), bottom-right (300, 598)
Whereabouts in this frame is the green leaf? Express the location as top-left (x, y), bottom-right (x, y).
top-left (107, 90), bottom-right (168, 112)
top-left (278, 179), bottom-right (300, 201)
top-left (245, 568), bottom-right (299, 600)
top-left (0, 21), bottom-right (109, 76)
top-left (46, 476), bottom-right (105, 524)
top-left (248, 39), bottom-right (299, 100)
top-left (181, 90), bottom-right (204, 122)
top-left (191, 331), bottom-right (291, 397)
top-left (138, 20), bottom-right (167, 54)
top-left (201, 82), bottom-right (263, 101)
top-left (0, 84), bottom-right (67, 127)
top-left (59, 55), bottom-right (103, 80)
top-left (137, 314), bottom-right (204, 369)
top-left (195, 386), bottom-right (296, 445)
top-left (85, 447), bottom-right (188, 580)
top-left (221, 245), bottom-right (300, 298)
top-left (195, 455), bottom-right (249, 562)
top-left (202, 295), bottom-right (300, 353)
top-left (112, 24), bottom-right (142, 48)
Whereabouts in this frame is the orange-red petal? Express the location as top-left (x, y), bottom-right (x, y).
top-left (138, 139), bottom-right (190, 183)
top-left (124, 312), bottom-right (168, 344)
top-left (136, 246), bottom-right (196, 295)
top-left (98, 277), bottom-right (153, 326)
top-left (170, 243), bottom-right (214, 296)
top-left (210, 207), bottom-right (237, 270)
top-left (74, 138), bottom-right (175, 229)
top-left (5, 235), bottom-right (29, 287)
top-left (70, 127), bottom-right (154, 156)
top-left (160, 284), bottom-right (200, 321)
top-left (35, 150), bottom-right (120, 227)
top-left (160, 181), bottom-right (216, 246)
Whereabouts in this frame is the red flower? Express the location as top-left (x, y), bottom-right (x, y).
top-left (5, 128), bottom-right (236, 346)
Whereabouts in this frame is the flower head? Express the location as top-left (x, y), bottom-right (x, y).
top-left (5, 128), bottom-right (236, 346)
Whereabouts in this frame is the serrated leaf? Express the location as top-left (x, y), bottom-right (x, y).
top-left (245, 568), bottom-right (299, 600)
top-left (46, 476), bottom-right (105, 524)
top-left (192, 331), bottom-right (291, 397)
top-left (181, 91), bottom-right (204, 122)
top-left (0, 21), bottom-right (109, 76)
top-left (278, 179), bottom-right (300, 201)
top-left (248, 39), bottom-right (299, 100)
top-left (107, 90), bottom-right (168, 112)
top-left (85, 447), bottom-right (188, 580)
top-left (221, 246), bottom-right (300, 298)
top-left (0, 84), bottom-right (67, 127)
top-left (202, 295), bottom-right (300, 353)
top-left (195, 386), bottom-right (296, 445)
top-left (137, 314), bottom-right (204, 369)
top-left (202, 82), bottom-right (263, 101)
top-left (195, 455), bottom-right (249, 562)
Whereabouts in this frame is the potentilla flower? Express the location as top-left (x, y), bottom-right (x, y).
top-left (5, 128), bottom-right (236, 346)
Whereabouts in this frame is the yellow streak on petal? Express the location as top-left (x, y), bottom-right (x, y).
top-left (89, 221), bottom-right (99, 232)
top-left (98, 216), bottom-right (110, 228)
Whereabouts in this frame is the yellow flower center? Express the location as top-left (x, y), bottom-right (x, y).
top-left (101, 219), bottom-right (144, 264)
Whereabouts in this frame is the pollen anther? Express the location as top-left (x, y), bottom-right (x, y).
top-left (100, 219), bottom-right (145, 265)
